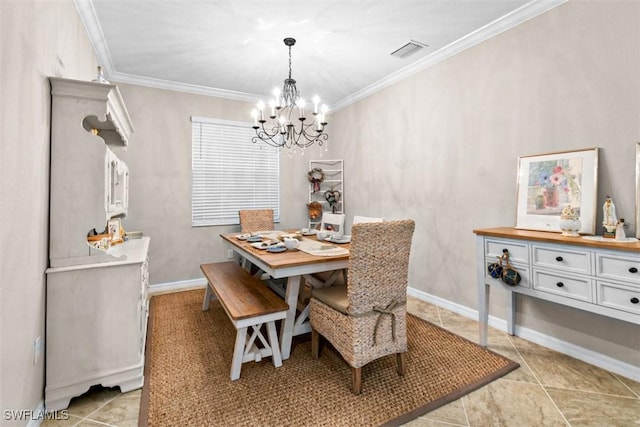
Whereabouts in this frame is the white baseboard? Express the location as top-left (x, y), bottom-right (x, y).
top-left (148, 278), bottom-right (206, 296)
top-left (407, 287), bottom-right (640, 382)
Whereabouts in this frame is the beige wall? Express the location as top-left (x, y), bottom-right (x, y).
top-left (0, 0), bottom-right (99, 422)
top-left (115, 83), bottom-right (319, 284)
top-left (329, 0), bottom-right (640, 365)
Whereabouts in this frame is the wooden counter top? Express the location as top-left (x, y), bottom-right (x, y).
top-left (473, 227), bottom-right (640, 253)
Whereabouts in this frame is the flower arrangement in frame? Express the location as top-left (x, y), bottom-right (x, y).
top-left (516, 148), bottom-right (598, 234)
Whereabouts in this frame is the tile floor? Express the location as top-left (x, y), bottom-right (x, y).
top-left (42, 294), bottom-right (640, 427)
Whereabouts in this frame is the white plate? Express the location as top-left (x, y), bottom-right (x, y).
top-left (246, 235), bottom-right (263, 242)
top-left (299, 229), bottom-right (318, 236)
top-left (325, 235), bottom-right (351, 244)
top-left (251, 242), bottom-right (285, 250)
top-left (235, 233), bottom-right (251, 240)
top-left (266, 246), bottom-right (287, 253)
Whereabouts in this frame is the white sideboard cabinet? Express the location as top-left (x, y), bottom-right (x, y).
top-left (45, 77), bottom-right (150, 411)
top-left (474, 227), bottom-right (640, 347)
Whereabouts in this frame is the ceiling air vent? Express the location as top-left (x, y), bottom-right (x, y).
top-left (390, 40), bottom-right (428, 58)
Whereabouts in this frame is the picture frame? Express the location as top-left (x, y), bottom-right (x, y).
top-left (107, 217), bottom-right (123, 243)
top-left (636, 142), bottom-right (640, 239)
top-left (515, 148), bottom-right (598, 234)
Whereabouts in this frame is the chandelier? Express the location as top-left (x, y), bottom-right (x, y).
top-left (251, 38), bottom-right (328, 149)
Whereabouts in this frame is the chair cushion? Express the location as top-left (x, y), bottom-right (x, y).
top-left (311, 284), bottom-right (348, 314)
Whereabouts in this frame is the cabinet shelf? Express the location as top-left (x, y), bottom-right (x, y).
top-left (308, 159), bottom-right (344, 229)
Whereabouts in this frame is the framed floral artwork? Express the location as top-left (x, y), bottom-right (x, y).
top-left (515, 148), bottom-right (598, 234)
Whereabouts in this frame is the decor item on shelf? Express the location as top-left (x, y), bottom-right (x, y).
top-left (615, 218), bottom-right (626, 241)
top-left (251, 38), bottom-right (329, 150)
top-left (559, 205), bottom-right (581, 237)
top-left (92, 66), bottom-right (109, 84)
top-left (307, 201), bottom-right (322, 220)
top-left (515, 148), bottom-right (598, 234)
top-left (324, 189), bottom-right (341, 213)
top-left (307, 167), bottom-right (325, 192)
top-left (486, 248), bottom-right (521, 286)
top-left (602, 195), bottom-right (618, 237)
top-left (499, 250), bottom-right (521, 286)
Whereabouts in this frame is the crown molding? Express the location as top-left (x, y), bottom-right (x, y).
top-left (331, 0), bottom-right (567, 111)
top-left (108, 72), bottom-right (259, 102)
top-left (74, 0), bottom-right (115, 75)
top-left (76, 0), bottom-right (566, 110)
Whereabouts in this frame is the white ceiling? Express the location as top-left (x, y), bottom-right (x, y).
top-left (77, 0), bottom-right (564, 110)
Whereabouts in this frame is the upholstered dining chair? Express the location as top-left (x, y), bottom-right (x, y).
top-left (304, 215), bottom-right (383, 290)
top-left (309, 219), bottom-right (416, 394)
top-left (352, 215), bottom-right (384, 225)
top-left (238, 209), bottom-right (274, 234)
top-left (319, 212), bottom-right (345, 235)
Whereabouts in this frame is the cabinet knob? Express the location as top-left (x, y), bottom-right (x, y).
top-left (631, 297), bottom-right (639, 304)
top-left (555, 256), bottom-right (563, 262)
top-left (556, 282), bottom-right (564, 288)
top-left (629, 267), bottom-right (638, 274)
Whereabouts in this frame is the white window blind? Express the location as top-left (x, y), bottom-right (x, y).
top-left (191, 116), bottom-right (280, 226)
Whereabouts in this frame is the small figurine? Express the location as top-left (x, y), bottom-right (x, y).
top-left (615, 218), bottom-right (626, 241)
top-left (92, 66), bottom-right (109, 84)
top-left (602, 196), bottom-right (617, 235)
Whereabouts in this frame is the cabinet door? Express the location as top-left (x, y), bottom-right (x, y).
top-left (105, 148), bottom-right (129, 218)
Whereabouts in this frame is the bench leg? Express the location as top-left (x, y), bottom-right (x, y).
top-left (231, 327), bottom-right (248, 381)
top-left (266, 321), bottom-right (282, 368)
top-left (202, 283), bottom-right (213, 311)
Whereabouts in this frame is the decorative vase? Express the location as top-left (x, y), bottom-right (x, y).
top-left (559, 205), bottom-right (581, 236)
top-left (543, 186), bottom-right (559, 208)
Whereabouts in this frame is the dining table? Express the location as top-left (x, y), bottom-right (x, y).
top-left (220, 231), bottom-right (350, 360)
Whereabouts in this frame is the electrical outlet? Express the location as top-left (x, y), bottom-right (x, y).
top-left (33, 336), bottom-right (43, 366)
top-left (227, 249), bottom-right (234, 259)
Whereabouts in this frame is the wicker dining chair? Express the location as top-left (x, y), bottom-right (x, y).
top-left (239, 209), bottom-right (274, 233)
top-left (238, 209), bottom-right (275, 280)
top-left (309, 219), bottom-right (416, 394)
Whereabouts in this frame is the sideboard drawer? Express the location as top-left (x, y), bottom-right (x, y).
top-left (485, 239), bottom-right (529, 264)
top-left (532, 269), bottom-right (593, 302)
top-left (596, 253), bottom-right (640, 284)
top-left (597, 281), bottom-right (640, 315)
top-left (532, 245), bottom-right (591, 275)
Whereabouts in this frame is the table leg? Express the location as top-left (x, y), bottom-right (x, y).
top-left (506, 290), bottom-right (516, 335)
top-left (279, 275), bottom-right (301, 360)
top-left (478, 282), bottom-right (490, 347)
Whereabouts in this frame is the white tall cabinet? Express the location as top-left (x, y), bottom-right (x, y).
top-left (45, 78), bottom-right (150, 411)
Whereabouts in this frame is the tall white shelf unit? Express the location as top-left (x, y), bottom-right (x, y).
top-left (308, 159), bottom-right (344, 229)
top-left (45, 77), bottom-right (150, 411)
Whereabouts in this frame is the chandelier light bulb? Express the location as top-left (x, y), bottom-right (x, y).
top-left (268, 99), bottom-right (276, 118)
top-left (256, 100), bottom-right (265, 120)
top-left (312, 95), bottom-right (320, 114)
top-left (298, 98), bottom-right (306, 119)
top-left (272, 88), bottom-right (281, 109)
top-left (320, 104), bottom-right (329, 125)
top-left (251, 109), bottom-right (259, 127)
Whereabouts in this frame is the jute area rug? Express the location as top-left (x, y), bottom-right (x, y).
top-left (139, 290), bottom-right (518, 427)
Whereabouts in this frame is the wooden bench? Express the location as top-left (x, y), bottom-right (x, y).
top-left (201, 262), bottom-right (289, 381)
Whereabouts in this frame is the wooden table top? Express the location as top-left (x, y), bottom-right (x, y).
top-left (473, 227), bottom-right (640, 253)
top-left (221, 232), bottom-right (351, 270)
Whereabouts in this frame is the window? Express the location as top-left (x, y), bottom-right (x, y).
top-left (191, 116), bottom-right (280, 226)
